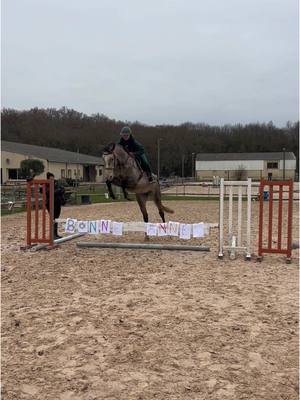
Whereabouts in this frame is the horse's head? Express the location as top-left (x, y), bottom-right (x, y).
top-left (102, 143), bottom-right (116, 180)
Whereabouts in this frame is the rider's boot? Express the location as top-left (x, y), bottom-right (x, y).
top-left (147, 171), bottom-right (153, 182)
top-left (54, 223), bottom-right (62, 240)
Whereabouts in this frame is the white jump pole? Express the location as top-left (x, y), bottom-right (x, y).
top-left (31, 233), bottom-right (86, 251)
top-left (246, 178), bottom-right (252, 259)
top-left (228, 185), bottom-right (233, 239)
top-left (218, 178), bottom-right (225, 258)
top-left (237, 185), bottom-right (242, 247)
top-left (228, 185), bottom-right (235, 259)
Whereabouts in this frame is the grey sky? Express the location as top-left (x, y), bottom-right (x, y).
top-left (1, 0), bottom-right (299, 126)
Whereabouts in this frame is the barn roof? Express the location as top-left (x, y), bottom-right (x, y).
top-left (196, 152), bottom-right (296, 161)
top-left (1, 141), bottom-right (104, 165)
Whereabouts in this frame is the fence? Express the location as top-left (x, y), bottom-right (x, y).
top-left (218, 178), bottom-right (254, 260)
top-left (26, 179), bottom-right (54, 247)
top-left (257, 180), bottom-right (293, 263)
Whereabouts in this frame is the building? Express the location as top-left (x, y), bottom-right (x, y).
top-left (195, 152), bottom-right (296, 181)
top-left (1, 141), bottom-right (105, 184)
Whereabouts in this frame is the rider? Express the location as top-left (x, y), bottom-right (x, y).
top-left (118, 126), bottom-right (153, 182)
top-left (45, 172), bottom-right (66, 239)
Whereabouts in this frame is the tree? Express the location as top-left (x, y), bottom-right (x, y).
top-left (2, 108), bottom-right (299, 177)
top-left (20, 159), bottom-right (45, 179)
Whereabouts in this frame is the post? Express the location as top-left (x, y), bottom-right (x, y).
top-left (246, 178), bottom-right (252, 259)
top-left (157, 138), bottom-right (161, 182)
top-left (237, 186), bottom-right (242, 247)
top-left (218, 178), bottom-right (224, 258)
top-left (75, 147), bottom-right (79, 203)
top-left (282, 147), bottom-right (286, 180)
top-left (26, 180), bottom-right (32, 247)
top-left (49, 177), bottom-right (54, 244)
top-left (181, 155), bottom-right (185, 181)
top-left (228, 185), bottom-right (233, 240)
top-left (192, 153), bottom-right (195, 179)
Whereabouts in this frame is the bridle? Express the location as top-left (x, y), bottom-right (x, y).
top-left (103, 143), bottom-right (144, 181)
top-left (104, 145), bottom-right (131, 170)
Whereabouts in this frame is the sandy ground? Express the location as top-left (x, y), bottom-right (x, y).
top-left (1, 199), bottom-right (299, 400)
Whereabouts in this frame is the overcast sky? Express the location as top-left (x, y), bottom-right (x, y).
top-left (1, 0), bottom-right (299, 126)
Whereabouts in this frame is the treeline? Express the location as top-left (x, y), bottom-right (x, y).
top-left (1, 107), bottom-right (299, 177)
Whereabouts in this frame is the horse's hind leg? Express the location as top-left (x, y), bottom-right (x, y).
top-left (153, 186), bottom-right (165, 222)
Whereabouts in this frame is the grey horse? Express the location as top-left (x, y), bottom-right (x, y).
top-left (103, 143), bottom-right (174, 223)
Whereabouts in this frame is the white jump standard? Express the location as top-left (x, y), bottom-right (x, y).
top-left (218, 178), bottom-right (253, 260)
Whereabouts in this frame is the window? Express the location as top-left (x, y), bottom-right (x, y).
top-left (267, 162), bottom-right (278, 169)
top-left (74, 169), bottom-right (77, 176)
top-left (67, 169), bottom-right (71, 178)
top-left (8, 168), bottom-right (22, 179)
top-left (61, 169), bottom-right (65, 178)
top-left (99, 169), bottom-right (102, 176)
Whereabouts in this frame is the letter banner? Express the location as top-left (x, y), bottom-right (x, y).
top-left (62, 218), bottom-right (212, 239)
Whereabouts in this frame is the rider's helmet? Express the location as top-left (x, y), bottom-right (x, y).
top-left (120, 126), bottom-right (132, 136)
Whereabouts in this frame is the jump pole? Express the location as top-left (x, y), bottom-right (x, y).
top-left (76, 242), bottom-right (210, 251)
top-left (31, 232), bottom-right (86, 251)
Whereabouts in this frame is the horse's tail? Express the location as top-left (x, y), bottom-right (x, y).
top-left (161, 204), bottom-right (174, 214)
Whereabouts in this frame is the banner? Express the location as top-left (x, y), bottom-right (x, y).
top-left (64, 218), bottom-right (210, 239)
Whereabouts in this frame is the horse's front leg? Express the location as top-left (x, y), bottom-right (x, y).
top-left (106, 179), bottom-right (116, 200)
top-left (136, 194), bottom-right (149, 241)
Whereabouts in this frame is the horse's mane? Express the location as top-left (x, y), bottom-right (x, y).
top-left (102, 143), bottom-right (115, 154)
top-left (103, 142), bottom-right (132, 156)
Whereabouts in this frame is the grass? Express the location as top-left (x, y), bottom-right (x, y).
top-left (1, 207), bottom-right (27, 216)
top-left (162, 195), bottom-right (218, 201)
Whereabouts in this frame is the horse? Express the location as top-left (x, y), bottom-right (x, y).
top-left (102, 143), bottom-right (174, 223)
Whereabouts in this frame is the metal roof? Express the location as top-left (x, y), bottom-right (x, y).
top-left (1, 141), bottom-right (104, 165)
top-left (196, 152), bottom-right (296, 161)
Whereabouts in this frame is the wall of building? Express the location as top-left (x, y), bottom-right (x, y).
top-left (195, 170), bottom-right (263, 181)
top-left (1, 151), bottom-right (104, 183)
top-left (48, 163), bottom-right (104, 182)
top-left (196, 168), bottom-right (295, 181)
top-left (195, 158), bottom-right (296, 181)
top-left (196, 159), bottom-right (263, 171)
top-left (1, 151), bottom-right (48, 182)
